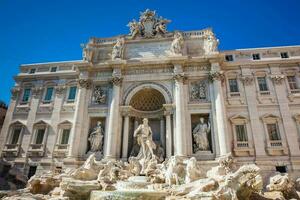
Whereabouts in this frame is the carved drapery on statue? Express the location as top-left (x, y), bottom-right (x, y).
top-left (87, 121), bottom-right (104, 158)
top-left (203, 30), bottom-right (219, 55)
top-left (170, 32), bottom-right (184, 55)
top-left (192, 117), bottom-right (211, 152)
top-left (111, 38), bottom-right (125, 60)
top-left (127, 9), bottom-right (171, 39)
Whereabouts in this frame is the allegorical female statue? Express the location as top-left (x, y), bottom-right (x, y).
top-left (170, 32), bottom-right (184, 55)
top-left (88, 121), bottom-right (104, 152)
top-left (192, 117), bottom-right (211, 151)
top-left (111, 37), bottom-right (125, 60)
top-left (133, 118), bottom-right (156, 161)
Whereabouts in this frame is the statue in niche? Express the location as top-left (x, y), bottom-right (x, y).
top-left (193, 117), bottom-right (211, 152)
top-left (203, 31), bottom-right (219, 55)
top-left (93, 86), bottom-right (107, 104)
top-left (88, 121), bottom-right (104, 153)
top-left (170, 32), bottom-right (184, 55)
top-left (133, 118), bottom-right (156, 161)
top-left (111, 37), bottom-right (125, 60)
top-left (191, 81), bottom-right (207, 101)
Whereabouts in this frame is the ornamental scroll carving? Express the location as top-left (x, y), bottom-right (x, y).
top-left (173, 72), bottom-right (187, 83)
top-left (32, 86), bottom-right (43, 97)
top-left (127, 9), bottom-right (171, 39)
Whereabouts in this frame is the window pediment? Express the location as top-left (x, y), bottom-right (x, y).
top-left (230, 114), bottom-right (248, 123)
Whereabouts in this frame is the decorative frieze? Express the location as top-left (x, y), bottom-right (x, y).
top-left (270, 75), bottom-right (285, 85)
top-left (78, 79), bottom-right (92, 89)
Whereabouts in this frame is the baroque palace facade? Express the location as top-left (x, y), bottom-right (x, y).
top-left (1, 10), bottom-right (300, 178)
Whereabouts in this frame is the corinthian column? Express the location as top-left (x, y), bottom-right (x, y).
top-left (68, 78), bottom-right (91, 158)
top-left (104, 68), bottom-right (122, 159)
top-left (173, 64), bottom-right (188, 156)
top-left (210, 62), bottom-right (229, 156)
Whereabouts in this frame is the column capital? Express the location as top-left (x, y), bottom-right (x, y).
top-left (120, 106), bottom-right (132, 116)
top-left (240, 75), bottom-right (254, 85)
top-left (32, 86), bottom-right (43, 97)
top-left (78, 78), bottom-right (92, 89)
top-left (55, 84), bottom-right (67, 95)
top-left (208, 70), bottom-right (224, 82)
top-left (163, 104), bottom-right (174, 115)
top-left (270, 74), bottom-right (285, 85)
top-left (10, 87), bottom-right (21, 100)
top-left (173, 72), bottom-right (187, 83)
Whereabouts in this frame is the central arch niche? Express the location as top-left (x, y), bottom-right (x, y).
top-left (129, 88), bottom-right (166, 111)
top-left (126, 87), bottom-right (167, 160)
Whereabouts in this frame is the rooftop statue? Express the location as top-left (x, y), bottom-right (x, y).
top-left (127, 9), bottom-right (171, 39)
top-left (111, 37), bottom-right (125, 60)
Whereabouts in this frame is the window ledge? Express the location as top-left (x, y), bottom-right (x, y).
top-left (2, 144), bottom-right (20, 157)
top-left (27, 144), bottom-right (45, 157)
top-left (266, 141), bottom-right (288, 156)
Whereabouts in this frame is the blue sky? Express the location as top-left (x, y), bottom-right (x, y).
top-left (0, 0), bottom-right (300, 104)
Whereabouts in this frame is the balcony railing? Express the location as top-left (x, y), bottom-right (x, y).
top-left (4, 144), bottom-right (20, 150)
top-left (259, 91), bottom-right (270, 96)
top-left (229, 92), bottom-right (241, 97)
top-left (291, 89), bottom-right (300, 94)
top-left (236, 141), bottom-right (249, 148)
top-left (269, 140), bottom-right (283, 147)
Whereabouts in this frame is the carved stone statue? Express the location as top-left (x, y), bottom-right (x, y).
top-left (127, 9), bottom-right (170, 39)
top-left (127, 19), bottom-right (140, 39)
top-left (192, 117), bottom-right (211, 151)
top-left (88, 121), bottom-right (104, 153)
top-left (170, 32), bottom-right (184, 55)
top-left (203, 31), bottom-right (219, 55)
top-left (111, 38), bottom-right (125, 60)
top-left (133, 118), bottom-right (156, 161)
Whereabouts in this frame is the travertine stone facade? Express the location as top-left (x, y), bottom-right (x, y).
top-left (1, 10), bottom-right (300, 179)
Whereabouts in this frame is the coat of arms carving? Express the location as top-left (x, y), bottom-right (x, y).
top-left (127, 9), bottom-right (171, 39)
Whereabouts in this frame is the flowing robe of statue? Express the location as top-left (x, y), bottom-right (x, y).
top-left (133, 119), bottom-right (156, 161)
top-left (192, 118), bottom-right (211, 151)
top-left (88, 122), bottom-right (104, 152)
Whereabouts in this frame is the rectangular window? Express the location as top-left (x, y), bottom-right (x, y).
top-left (35, 129), bottom-right (45, 144)
top-left (267, 123), bottom-right (281, 141)
top-left (29, 68), bottom-right (36, 74)
top-left (61, 129), bottom-right (70, 144)
top-left (22, 88), bottom-right (31, 102)
top-left (11, 128), bottom-right (21, 144)
top-left (50, 67), bottom-right (57, 72)
top-left (257, 77), bottom-right (268, 91)
top-left (280, 52), bottom-right (289, 59)
top-left (228, 79), bottom-right (239, 93)
top-left (287, 76), bottom-right (298, 90)
top-left (68, 86), bottom-right (77, 101)
top-left (252, 53), bottom-right (261, 60)
top-left (225, 55), bottom-right (234, 62)
top-left (44, 87), bottom-right (54, 102)
top-left (235, 125), bottom-right (248, 142)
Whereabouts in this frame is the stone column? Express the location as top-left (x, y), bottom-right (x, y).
top-left (270, 66), bottom-right (300, 161)
top-left (164, 104), bottom-right (173, 158)
top-left (25, 85), bottom-right (43, 155)
top-left (210, 62), bottom-right (229, 156)
top-left (240, 67), bottom-right (267, 158)
top-left (68, 79), bottom-right (90, 158)
top-left (160, 117), bottom-right (165, 149)
top-left (173, 64), bottom-right (188, 156)
top-left (48, 84), bottom-right (65, 157)
top-left (0, 87), bottom-right (20, 155)
top-left (104, 69), bottom-right (122, 159)
top-left (121, 106), bottom-right (131, 160)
